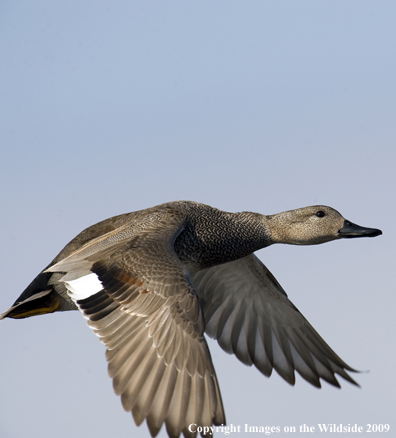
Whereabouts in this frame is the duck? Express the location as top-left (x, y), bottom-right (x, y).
top-left (0, 201), bottom-right (382, 438)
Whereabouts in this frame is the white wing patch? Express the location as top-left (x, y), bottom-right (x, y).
top-left (63, 273), bottom-right (103, 301)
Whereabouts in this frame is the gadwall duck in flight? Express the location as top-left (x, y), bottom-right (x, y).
top-left (1, 201), bottom-right (382, 438)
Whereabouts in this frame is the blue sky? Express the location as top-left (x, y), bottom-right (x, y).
top-left (0, 2), bottom-right (394, 437)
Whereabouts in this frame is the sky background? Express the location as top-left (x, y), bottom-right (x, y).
top-left (0, 1), bottom-right (395, 437)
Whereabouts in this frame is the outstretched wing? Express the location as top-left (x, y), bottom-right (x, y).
top-left (191, 253), bottom-right (358, 388)
top-left (46, 209), bottom-right (224, 438)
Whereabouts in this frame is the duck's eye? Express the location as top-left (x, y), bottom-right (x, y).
top-left (316, 211), bottom-right (325, 218)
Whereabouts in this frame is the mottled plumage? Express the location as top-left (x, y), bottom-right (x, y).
top-left (1, 201), bottom-right (382, 438)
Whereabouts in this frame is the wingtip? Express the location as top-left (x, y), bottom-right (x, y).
top-left (147, 419), bottom-right (162, 438)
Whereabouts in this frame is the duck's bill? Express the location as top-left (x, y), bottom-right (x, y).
top-left (338, 220), bottom-right (382, 238)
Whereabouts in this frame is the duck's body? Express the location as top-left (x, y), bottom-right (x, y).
top-left (1, 201), bottom-right (382, 438)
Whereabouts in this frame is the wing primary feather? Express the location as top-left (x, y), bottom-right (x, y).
top-left (253, 324), bottom-right (273, 377)
top-left (119, 344), bottom-right (164, 413)
top-left (107, 323), bottom-right (149, 373)
top-left (164, 368), bottom-right (192, 438)
top-left (111, 329), bottom-right (152, 390)
top-left (270, 330), bottom-right (295, 385)
top-left (141, 363), bottom-right (179, 428)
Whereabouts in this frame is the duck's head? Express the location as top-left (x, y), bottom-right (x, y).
top-left (266, 205), bottom-right (382, 246)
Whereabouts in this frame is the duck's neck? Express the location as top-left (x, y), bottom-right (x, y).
top-left (233, 212), bottom-right (273, 252)
top-left (264, 210), bottom-right (299, 245)
top-left (175, 210), bottom-right (272, 270)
